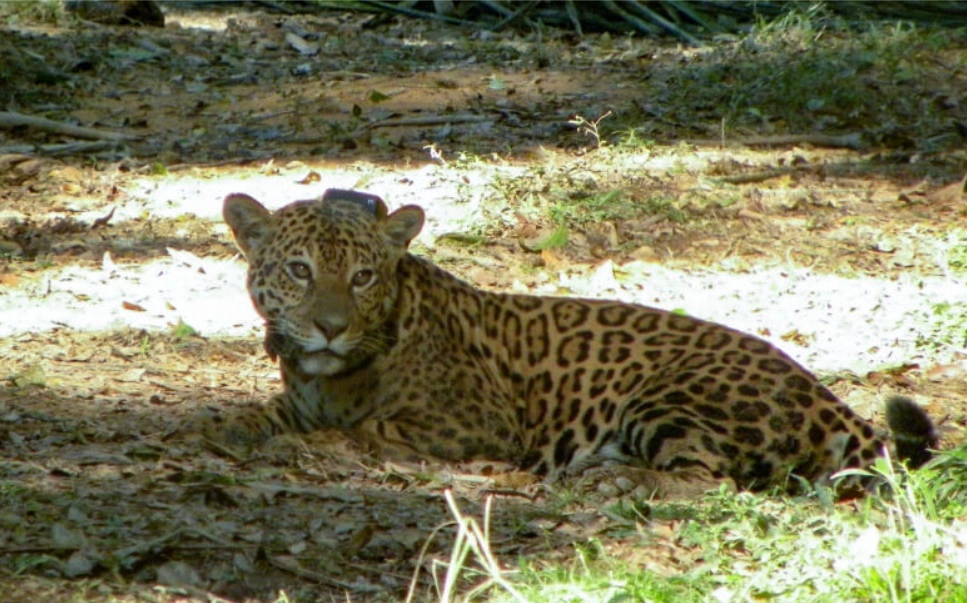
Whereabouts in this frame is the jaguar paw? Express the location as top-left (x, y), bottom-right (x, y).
top-left (575, 466), bottom-right (733, 500)
top-left (179, 406), bottom-right (276, 454)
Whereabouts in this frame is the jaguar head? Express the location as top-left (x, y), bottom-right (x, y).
top-left (223, 190), bottom-right (424, 376)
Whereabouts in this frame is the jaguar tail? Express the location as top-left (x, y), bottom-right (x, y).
top-left (885, 395), bottom-right (938, 469)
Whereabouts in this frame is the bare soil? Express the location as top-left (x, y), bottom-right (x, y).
top-left (2, 5), bottom-right (967, 602)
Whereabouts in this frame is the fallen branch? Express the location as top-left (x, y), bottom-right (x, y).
top-left (686, 132), bottom-right (868, 150)
top-left (0, 111), bottom-right (137, 142)
top-left (713, 166), bottom-right (804, 185)
top-left (0, 141), bottom-right (119, 157)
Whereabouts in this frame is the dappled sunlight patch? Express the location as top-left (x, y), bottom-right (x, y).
top-left (0, 250), bottom-right (254, 338)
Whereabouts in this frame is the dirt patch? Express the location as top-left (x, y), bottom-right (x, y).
top-left (2, 5), bottom-right (967, 601)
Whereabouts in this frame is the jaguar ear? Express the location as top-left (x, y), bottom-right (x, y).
top-left (223, 193), bottom-right (275, 257)
top-left (383, 205), bottom-right (424, 247)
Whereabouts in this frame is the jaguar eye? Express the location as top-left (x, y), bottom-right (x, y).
top-left (287, 261), bottom-right (312, 280)
top-left (351, 269), bottom-right (375, 288)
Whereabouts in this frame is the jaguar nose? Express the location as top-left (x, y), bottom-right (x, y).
top-left (313, 317), bottom-right (347, 341)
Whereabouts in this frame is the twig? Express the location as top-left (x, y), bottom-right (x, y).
top-left (0, 111), bottom-right (137, 142)
top-left (0, 545), bottom-right (80, 554)
top-left (41, 141), bottom-right (119, 156)
top-left (352, 113), bottom-right (492, 136)
top-left (477, 0), bottom-right (515, 18)
top-left (110, 529), bottom-right (186, 562)
top-left (600, 0), bottom-right (660, 35)
top-left (477, 488), bottom-right (538, 501)
top-left (625, 0), bottom-right (702, 45)
top-left (267, 553), bottom-right (378, 592)
top-left (252, 0), bottom-right (294, 14)
top-left (664, 0), bottom-right (726, 34)
top-left (713, 166), bottom-right (804, 185)
top-left (491, 1), bottom-right (537, 30)
top-left (564, 0), bottom-right (583, 35)
top-left (200, 437), bottom-right (248, 462)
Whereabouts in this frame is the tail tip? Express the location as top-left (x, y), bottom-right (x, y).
top-left (885, 395), bottom-right (937, 469)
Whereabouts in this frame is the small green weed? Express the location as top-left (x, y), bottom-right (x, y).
top-left (942, 229), bottom-right (967, 273)
top-left (170, 320), bottom-right (198, 340)
top-left (614, 128), bottom-right (655, 150)
top-left (502, 554), bottom-right (705, 603)
top-left (547, 189), bottom-right (626, 225)
top-left (915, 301), bottom-right (967, 354)
top-left (527, 226), bottom-right (569, 251)
top-left (642, 195), bottom-right (688, 223)
top-left (548, 190), bottom-right (687, 230)
top-left (568, 111), bottom-right (613, 149)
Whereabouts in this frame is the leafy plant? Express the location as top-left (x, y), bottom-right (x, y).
top-left (568, 111), bottom-right (613, 149)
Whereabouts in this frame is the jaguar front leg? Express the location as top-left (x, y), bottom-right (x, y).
top-left (186, 392), bottom-right (298, 452)
top-left (352, 415), bottom-right (525, 465)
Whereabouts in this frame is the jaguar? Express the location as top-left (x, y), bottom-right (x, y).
top-left (200, 188), bottom-right (937, 498)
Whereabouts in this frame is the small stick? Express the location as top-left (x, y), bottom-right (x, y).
top-left (685, 132), bottom-right (867, 150)
top-left (0, 110), bottom-right (137, 141)
top-left (354, 113), bottom-right (491, 134)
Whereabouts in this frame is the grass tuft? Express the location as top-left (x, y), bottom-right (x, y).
top-left (447, 446), bottom-right (967, 601)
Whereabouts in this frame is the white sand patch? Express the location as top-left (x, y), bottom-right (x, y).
top-left (3, 248), bottom-right (963, 377)
top-left (3, 160), bottom-right (963, 377)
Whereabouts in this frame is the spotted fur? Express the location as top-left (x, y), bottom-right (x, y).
top-left (204, 189), bottom-right (937, 498)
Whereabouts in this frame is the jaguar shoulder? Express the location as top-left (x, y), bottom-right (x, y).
top-left (197, 188), bottom-right (937, 498)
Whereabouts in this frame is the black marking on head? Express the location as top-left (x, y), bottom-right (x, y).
top-left (322, 188), bottom-right (385, 216)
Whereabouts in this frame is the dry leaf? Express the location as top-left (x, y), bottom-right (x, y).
top-left (866, 363), bottom-right (919, 388)
top-left (630, 245), bottom-right (658, 262)
top-left (737, 208), bottom-right (766, 220)
top-left (285, 32), bottom-right (318, 56)
top-left (117, 368), bottom-right (146, 382)
top-left (51, 523), bottom-right (87, 549)
top-left (926, 174), bottom-right (966, 207)
top-left (540, 248), bottom-right (565, 271)
top-left (63, 551), bottom-right (97, 578)
top-left (9, 363), bottom-right (46, 388)
top-left (0, 240), bottom-right (24, 259)
top-left (344, 524), bottom-right (376, 556)
top-left (92, 206), bottom-right (115, 228)
top-left (514, 212), bottom-right (539, 239)
top-left (925, 362), bottom-right (967, 381)
top-left (156, 560), bottom-right (203, 588)
top-left (297, 170), bottom-right (321, 184)
top-left (897, 179), bottom-right (929, 204)
top-left (490, 470), bottom-right (540, 489)
top-left (779, 329), bottom-right (811, 347)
